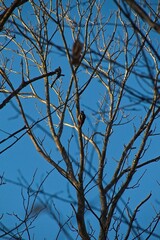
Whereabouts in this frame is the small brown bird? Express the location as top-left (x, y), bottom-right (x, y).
top-left (72, 39), bottom-right (83, 66)
top-left (78, 111), bottom-right (86, 128)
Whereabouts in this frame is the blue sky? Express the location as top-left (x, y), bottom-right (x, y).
top-left (1, 0), bottom-right (160, 239)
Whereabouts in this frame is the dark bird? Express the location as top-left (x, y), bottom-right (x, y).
top-left (51, 66), bottom-right (64, 88)
top-left (78, 111), bottom-right (86, 128)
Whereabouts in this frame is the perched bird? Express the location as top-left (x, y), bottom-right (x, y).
top-left (72, 39), bottom-right (83, 66)
top-left (51, 66), bottom-right (64, 88)
top-left (55, 66), bottom-right (62, 78)
top-left (78, 111), bottom-right (86, 128)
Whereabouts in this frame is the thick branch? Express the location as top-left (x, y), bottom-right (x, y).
top-left (0, 0), bottom-right (28, 31)
top-left (124, 0), bottom-right (160, 33)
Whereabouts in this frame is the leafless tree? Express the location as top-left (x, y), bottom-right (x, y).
top-left (0, 1), bottom-right (160, 239)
